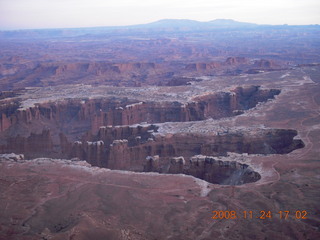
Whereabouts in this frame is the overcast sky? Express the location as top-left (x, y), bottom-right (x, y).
top-left (0, 0), bottom-right (319, 30)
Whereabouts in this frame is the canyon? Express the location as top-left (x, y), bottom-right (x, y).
top-left (0, 20), bottom-right (319, 240)
top-left (0, 84), bottom-right (304, 186)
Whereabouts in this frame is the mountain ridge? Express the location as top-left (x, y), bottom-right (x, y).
top-left (144, 18), bottom-right (257, 27)
top-left (3, 18), bottom-right (315, 32)
top-left (0, 19), bottom-right (319, 39)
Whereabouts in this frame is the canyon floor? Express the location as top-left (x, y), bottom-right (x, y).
top-left (0, 22), bottom-right (320, 239)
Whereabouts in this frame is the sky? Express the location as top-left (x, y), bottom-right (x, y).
top-left (0, 0), bottom-right (319, 30)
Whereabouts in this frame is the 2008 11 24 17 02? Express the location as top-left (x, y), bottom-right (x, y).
top-left (211, 210), bottom-right (308, 220)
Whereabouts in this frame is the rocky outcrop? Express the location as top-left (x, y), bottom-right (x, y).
top-left (185, 57), bottom-right (249, 72)
top-left (143, 154), bottom-right (261, 185)
top-left (114, 62), bottom-right (156, 72)
top-left (0, 55), bottom-right (289, 90)
top-left (245, 59), bottom-right (285, 74)
top-left (225, 57), bottom-right (248, 65)
top-left (0, 83), bottom-right (306, 187)
top-left (66, 128), bottom-right (304, 173)
top-left (0, 86), bottom-right (281, 135)
top-left (50, 62), bottom-right (157, 76)
top-left (0, 129), bottom-right (53, 158)
top-left (253, 59), bottom-right (280, 68)
top-left (185, 62), bottom-right (221, 71)
top-left (0, 85), bottom-right (302, 181)
top-left (0, 61), bottom-right (161, 89)
top-left (54, 62), bottom-right (156, 76)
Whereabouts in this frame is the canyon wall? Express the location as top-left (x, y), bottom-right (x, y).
top-left (0, 86), bottom-right (305, 185)
top-left (75, 128), bottom-right (304, 170)
top-left (61, 126), bottom-right (302, 185)
top-left (0, 86), bottom-right (285, 160)
top-left (0, 86), bottom-right (281, 136)
top-left (0, 56), bottom-right (288, 90)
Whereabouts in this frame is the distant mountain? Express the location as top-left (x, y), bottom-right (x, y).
top-left (141, 19), bottom-right (203, 28)
top-left (0, 19), bottom-right (318, 40)
top-left (208, 19), bottom-right (257, 26)
top-left (134, 19), bottom-right (257, 29)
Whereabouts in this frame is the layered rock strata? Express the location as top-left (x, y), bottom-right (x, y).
top-left (0, 86), bottom-right (280, 135)
top-left (74, 128), bottom-right (303, 171)
top-left (0, 85), bottom-right (304, 185)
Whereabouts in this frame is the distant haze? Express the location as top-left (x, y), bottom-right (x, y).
top-left (0, 0), bottom-right (319, 30)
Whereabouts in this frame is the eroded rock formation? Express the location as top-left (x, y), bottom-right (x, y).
top-left (0, 86), bottom-right (280, 135)
top-left (0, 85), bottom-right (304, 185)
top-left (168, 155), bottom-right (261, 185)
top-left (70, 128), bottom-right (304, 170)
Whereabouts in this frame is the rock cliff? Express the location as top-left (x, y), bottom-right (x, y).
top-left (74, 128), bottom-right (303, 170)
top-left (0, 86), bottom-right (280, 136)
top-left (0, 85), bottom-right (304, 185)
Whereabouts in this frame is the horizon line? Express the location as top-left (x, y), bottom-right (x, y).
top-left (1, 18), bottom-right (319, 31)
